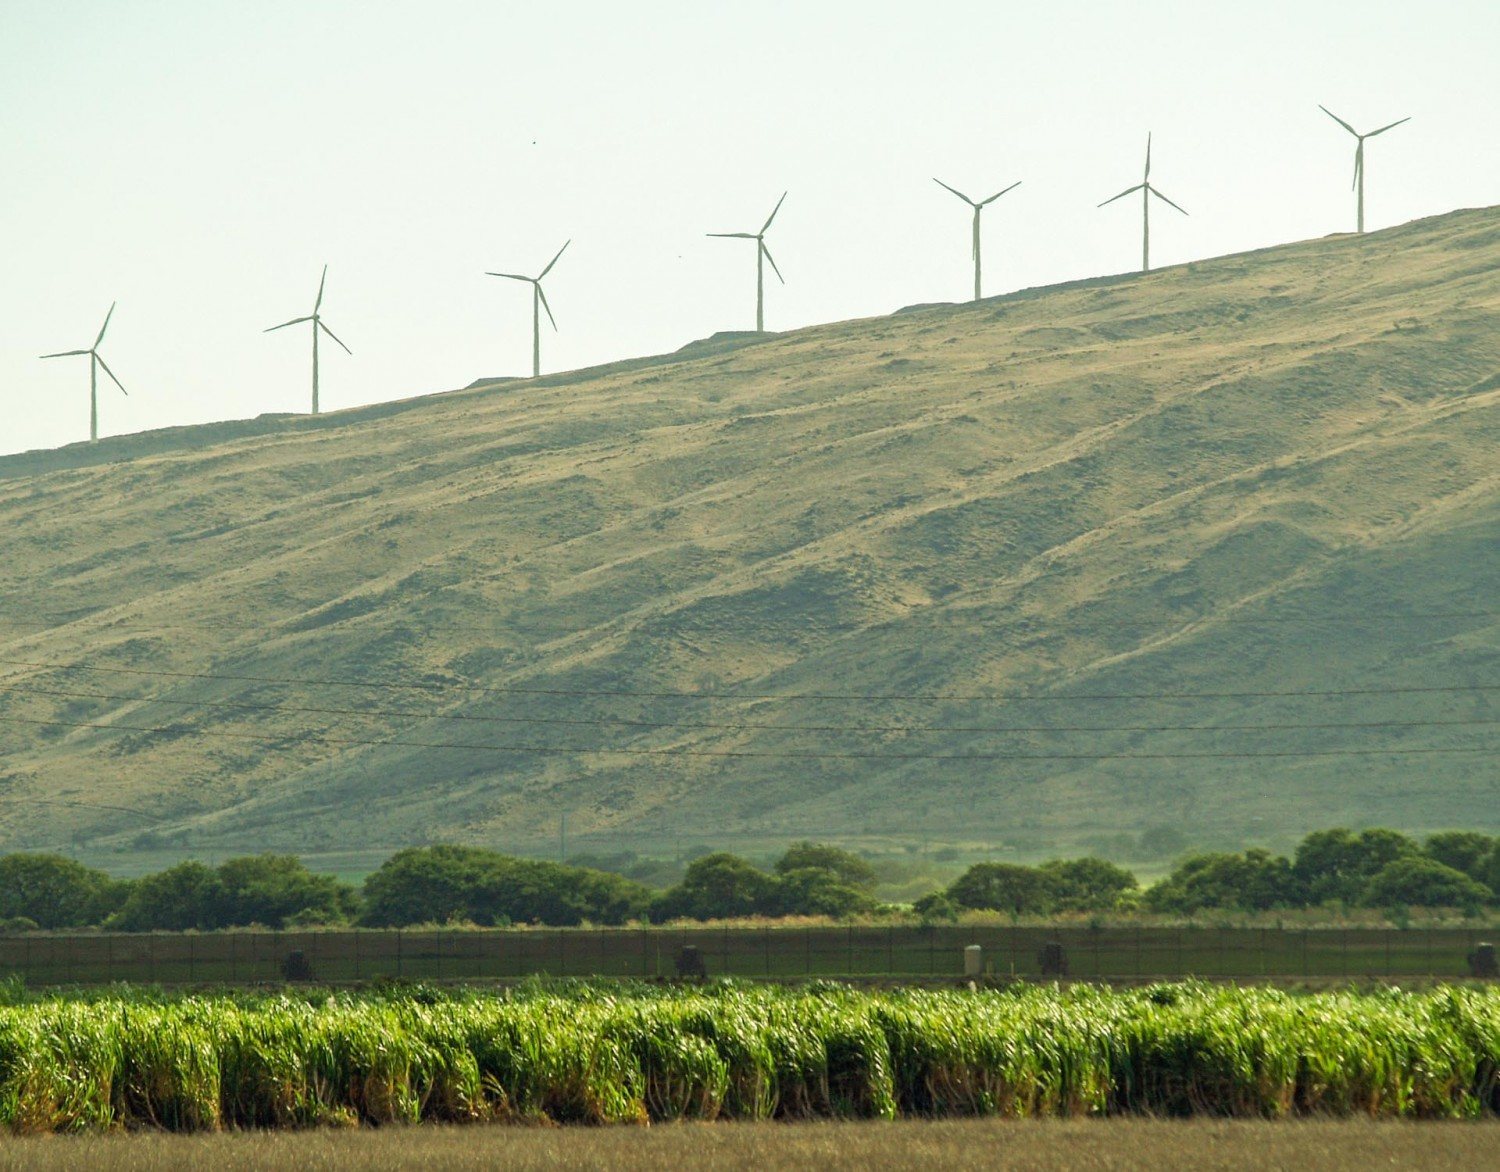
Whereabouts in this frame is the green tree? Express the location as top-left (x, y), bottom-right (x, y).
top-left (470, 858), bottom-right (649, 926)
top-left (1144, 849), bottom-right (1299, 913)
top-left (946, 863), bottom-right (1054, 916)
top-left (359, 845), bottom-right (490, 927)
top-left (108, 861), bottom-right (223, 931)
top-left (1293, 828), bottom-right (1418, 904)
top-left (0, 853), bottom-right (113, 929)
top-left (214, 854), bottom-right (356, 927)
top-left (1422, 832), bottom-right (1495, 883)
top-left (648, 853), bottom-right (777, 922)
top-left (359, 845), bottom-right (650, 928)
top-left (769, 867), bottom-right (874, 918)
top-left (773, 842), bottom-right (878, 893)
top-left (1038, 857), bottom-right (1138, 911)
top-left (1363, 856), bottom-right (1492, 912)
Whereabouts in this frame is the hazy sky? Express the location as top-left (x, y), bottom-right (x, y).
top-left (3, 0), bottom-right (1497, 455)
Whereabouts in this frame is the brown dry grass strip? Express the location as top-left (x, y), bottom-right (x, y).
top-left (2, 1119), bottom-right (1496, 1172)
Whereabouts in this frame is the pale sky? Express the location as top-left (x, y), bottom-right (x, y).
top-left (3, 0), bottom-right (1497, 455)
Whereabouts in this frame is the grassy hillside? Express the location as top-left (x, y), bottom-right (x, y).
top-left (2, 208), bottom-right (1497, 868)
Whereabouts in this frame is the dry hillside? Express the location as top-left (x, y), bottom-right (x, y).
top-left (2, 207), bottom-right (1497, 866)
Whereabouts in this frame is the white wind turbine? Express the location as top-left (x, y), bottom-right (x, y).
top-left (1319, 106), bottom-right (1410, 234)
top-left (487, 241), bottom-right (569, 378)
top-left (932, 177), bottom-right (1021, 301)
top-left (264, 266), bottom-right (351, 414)
top-left (1098, 133), bottom-right (1188, 273)
top-left (709, 193), bottom-right (786, 332)
top-left (40, 302), bottom-right (128, 442)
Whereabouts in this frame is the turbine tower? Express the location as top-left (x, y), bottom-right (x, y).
top-left (1319, 106), bottom-right (1410, 234)
top-left (932, 177), bottom-right (1021, 301)
top-left (264, 266), bottom-right (351, 414)
top-left (486, 241), bottom-right (569, 378)
top-left (40, 302), bottom-right (128, 442)
top-left (709, 193), bottom-right (787, 332)
top-left (1098, 133), bottom-right (1188, 273)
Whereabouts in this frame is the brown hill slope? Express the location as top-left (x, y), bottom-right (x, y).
top-left (1, 207), bottom-right (1497, 865)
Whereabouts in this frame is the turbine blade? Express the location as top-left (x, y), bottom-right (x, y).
top-left (264, 315), bottom-right (313, 333)
top-left (1144, 132), bottom-right (1152, 179)
top-left (40, 349), bottom-right (91, 359)
top-left (318, 320), bottom-right (352, 355)
top-left (1366, 116), bottom-right (1411, 138)
top-left (1353, 142), bottom-right (1363, 191)
top-left (980, 180), bottom-right (1022, 205)
top-left (315, 265), bottom-right (328, 312)
top-left (94, 301), bottom-right (116, 348)
top-left (761, 191), bottom-right (787, 233)
top-left (761, 240), bottom-right (785, 284)
top-left (1098, 183), bottom-right (1144, 208)
top-left (485, 271), bottom-right (532, 282)
top-left (932, 177), bottom-right (975, 205)
top-left (538, 239), bottom-right (570, 279)
top-left (707, 232), bottom-right (757, 239)
top-left (95, 354), bottom-right (128, 396)
top-left (537, 284), bottom-right (558, 330)
top-left (1319, 104), bottom-right (1357, 136)
top-left (1150, 186), bottom-right (1189, 215)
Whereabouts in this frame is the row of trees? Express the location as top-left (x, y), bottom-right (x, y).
top-left (922, 829), bottom-right (1500, 918)
top-left (1, 828), bottom-right (1496, 931)
top-left (0, 842), bottom-right (879, 931)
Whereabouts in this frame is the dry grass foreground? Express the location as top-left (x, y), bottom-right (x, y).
top-left (1, 206), bottom-right (1497, 861)
top-left (1, 1119), bottom-right (1496, 1172)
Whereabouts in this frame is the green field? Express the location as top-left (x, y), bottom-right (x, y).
top-left (4, 924), bottom-right (1496, 986)
top-left (0, 207), bottom-right (1497, 864)
top-left (1, 982), bottom-right (1497, 1133)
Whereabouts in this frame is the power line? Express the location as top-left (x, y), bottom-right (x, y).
top-left (1, 655), bottom-right (1496, 704)
top-left (9, 682), bottom-right (1500, 738)
top-left (0, 712), bottom-right (1492, 764)
top-left (0, 796), bottom-right (163, 823)
top-left (1, 607), bottom-right (1497, 638)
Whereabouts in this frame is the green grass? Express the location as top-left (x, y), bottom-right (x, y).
top-left (0, 982), bottom-right (1497, 1133)
top-left (0, 207), bottom-right (1498, 863)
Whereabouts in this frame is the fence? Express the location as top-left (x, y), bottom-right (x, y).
top-left (2, 925), bottom-right (1495, 987)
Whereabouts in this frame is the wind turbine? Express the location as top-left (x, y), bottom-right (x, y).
top-left (932, 177), bottom-right (1021, 301)
top-left (709, 193), bottom-right (787, 332)
top-left (263, 265), bottom-right (351, 415)
top-left (1319, 106), bottom-right (1410, 234)
top-left (40, 303), bottom-right (127, 442)
top-left (486, 241), bottom-right (569, 378)
top-left (1098, 133), bottom-right (1188, 273)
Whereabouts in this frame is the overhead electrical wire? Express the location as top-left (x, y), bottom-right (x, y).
top-left (0, 712), bottom-right (1491, 764)
top-left (0, 655), bottom-right (1496, 704)
top-left (5, 682), bottom-right (1499, 738)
